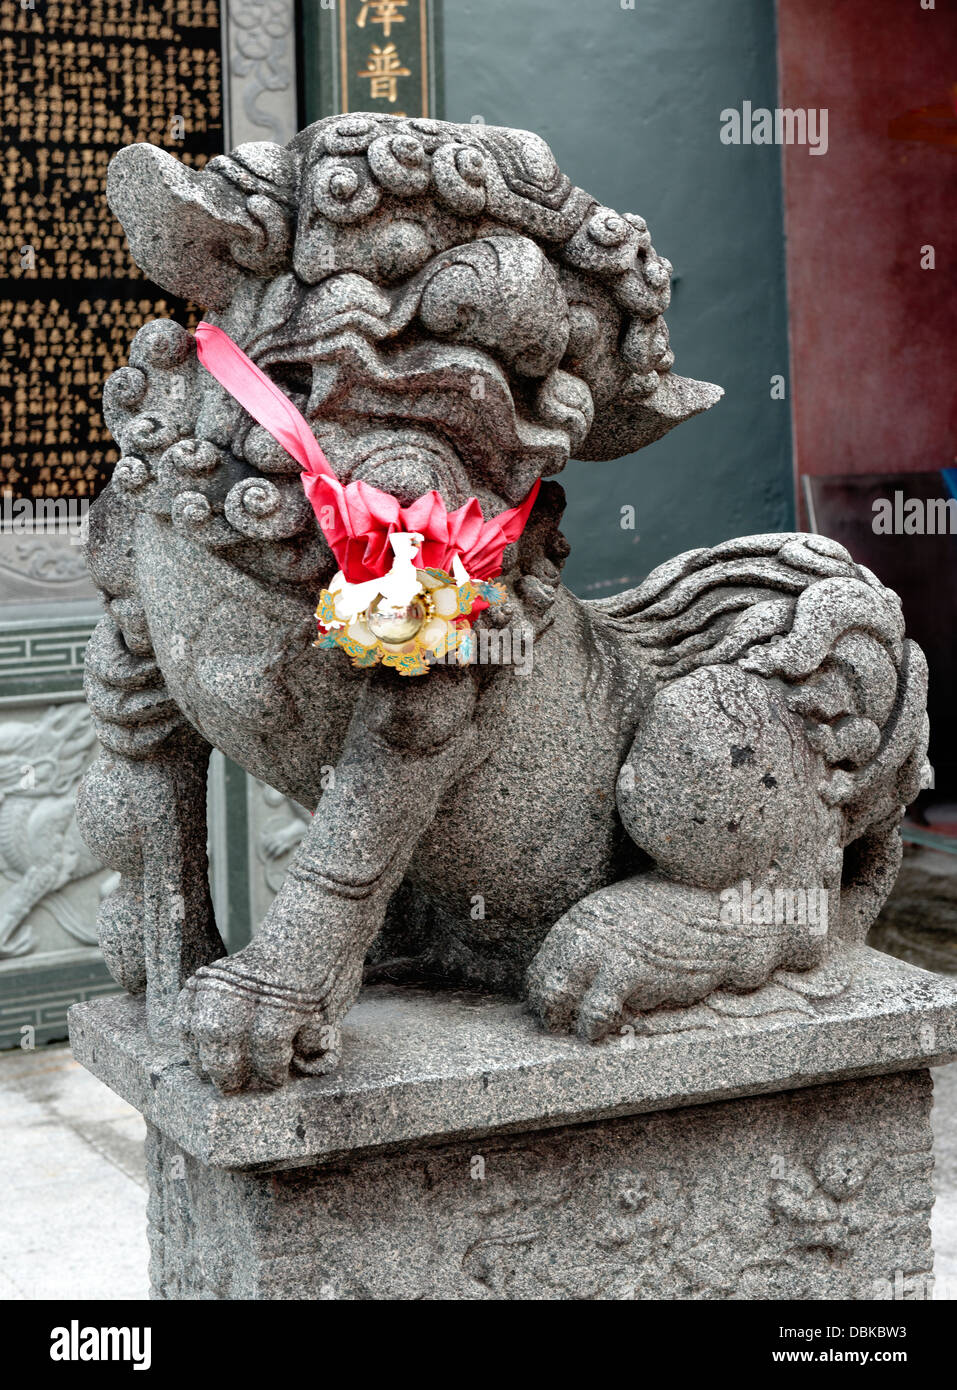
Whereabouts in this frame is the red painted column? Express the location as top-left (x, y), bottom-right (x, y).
top-left (777, 0), bottom-right (956, 499)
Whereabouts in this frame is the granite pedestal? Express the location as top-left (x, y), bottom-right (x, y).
top-left (68, 944), bottom-right (957, 1301)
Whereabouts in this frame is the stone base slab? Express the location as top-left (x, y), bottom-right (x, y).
top-left (145, 1071), bottom-right (935, 1300)
top-left (69, 945), bottom-right (957, 1299)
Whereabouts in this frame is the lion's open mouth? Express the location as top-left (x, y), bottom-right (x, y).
top-left (324, 428), bottom-right (474, 510)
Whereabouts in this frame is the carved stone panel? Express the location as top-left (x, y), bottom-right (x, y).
top-left (0, 668), bottom-right (124, 1049)
top-left (247, 777), bottom-right (311, 932)
top-left (0, 604), bottom-right (121, 1047)
top-left (0, 534), bottom-right (96, 605)
top-left (0, 700), bottom-right (115, 960)
top-left (145, 1069), bottom-right (935, 1300)
top-left (222, 0), bottom-right (298, 147)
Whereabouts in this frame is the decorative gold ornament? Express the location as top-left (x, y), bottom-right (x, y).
top-left (367, 594), bottom-right (430, 644)
top-left (314, 567), bottom-right (505, 676)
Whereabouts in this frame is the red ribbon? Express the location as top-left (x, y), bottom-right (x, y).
top-left (194, 322), bottom-right (540, 585)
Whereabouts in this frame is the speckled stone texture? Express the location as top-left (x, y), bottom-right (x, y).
top-left (70, 109), bottom-right (947, 1302)
top-left (142, 1072), bottom-right (934, 1301)
top-left (76, 113), bottom-right (931, 1096)
top-left (71, 945), bottom-right (957, 1299)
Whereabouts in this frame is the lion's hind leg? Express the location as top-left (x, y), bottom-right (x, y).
top-left (528, 534), bottom-right (929, 1040)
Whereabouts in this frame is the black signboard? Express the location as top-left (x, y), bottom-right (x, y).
top-left (0, 0), bottom-right (224, 503)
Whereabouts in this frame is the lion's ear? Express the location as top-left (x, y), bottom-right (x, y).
top-left (577, 372), bottom-right (723, 461)
top-left (106, 142), bottom-right (296, 309)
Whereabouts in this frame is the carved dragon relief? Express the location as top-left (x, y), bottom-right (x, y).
top-left (0, 703), bottom-right (116, 958)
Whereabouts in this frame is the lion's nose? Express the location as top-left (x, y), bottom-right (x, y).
top-left (350, 456), bottom-right (442, 506)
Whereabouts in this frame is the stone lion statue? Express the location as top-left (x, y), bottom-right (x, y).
top-left (76, 114), bottom-right (929, 1092)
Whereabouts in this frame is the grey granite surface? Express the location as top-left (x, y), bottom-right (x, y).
top-left (77, 114), bottom-right (930, 1094)
top-left (70, 944), bottom-right (957, 1171)
top-left (64, 108), bottom-right (949, 1303)
top-left (144, 1071), bottom-right (938, 1299)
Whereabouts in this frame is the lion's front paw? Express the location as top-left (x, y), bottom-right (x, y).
top-left (526, 902), bottom-right (653, 1044)
top-left (174, 955), bottom-right (342, 1093)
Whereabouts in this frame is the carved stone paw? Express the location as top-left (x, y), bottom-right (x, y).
top-left (526, 873), bottom-right (814, 1044)
top-left (174, 951), bottom-right (344, 1093)
top-left (527, 903), bottom-right (658, 1044)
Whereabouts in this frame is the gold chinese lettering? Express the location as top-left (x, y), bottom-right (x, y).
top-left (357, 43), bottom-right (411, 104)
top-left (355, 0), bottom-right (409, 40)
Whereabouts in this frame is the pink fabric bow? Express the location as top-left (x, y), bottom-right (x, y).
top-left (194, 322), bottom-right (540, 585)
